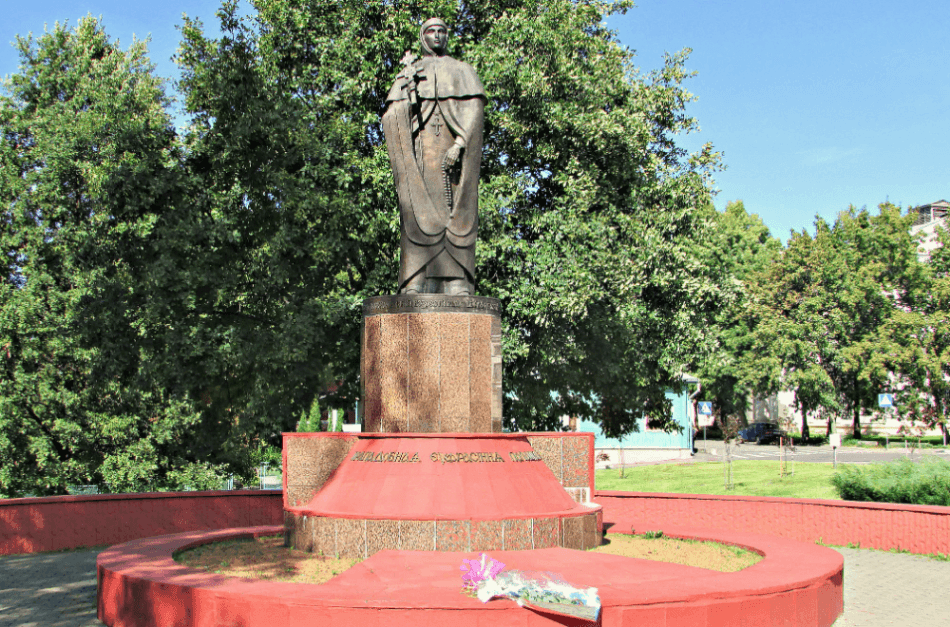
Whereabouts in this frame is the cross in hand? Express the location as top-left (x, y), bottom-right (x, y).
top-left (400, 50), bottom-right (418, 67)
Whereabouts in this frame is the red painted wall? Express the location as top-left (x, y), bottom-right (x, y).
top-left (0, 490), bottom-right (282, 556)
top-left (5, 488), bottom-right (947, 557)
top-left (597, 491), bottom-right (950, 555)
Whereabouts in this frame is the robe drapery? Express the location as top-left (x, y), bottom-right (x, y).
top-left (382, 52), bottom-right (486, 292)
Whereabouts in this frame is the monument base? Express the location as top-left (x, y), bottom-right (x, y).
top-left (284, 433), bottom-right (601, 557)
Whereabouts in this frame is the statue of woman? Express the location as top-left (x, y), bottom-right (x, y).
top-left (382, 18), bottom-right (486, 295)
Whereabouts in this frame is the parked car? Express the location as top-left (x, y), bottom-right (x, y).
top-left (737, 422), bottom-right (785, 444)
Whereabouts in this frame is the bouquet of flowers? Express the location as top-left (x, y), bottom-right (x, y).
top-left (460, 554), bottom-right (601, 622)
top-left (460, 553), bottom-right (507, 595)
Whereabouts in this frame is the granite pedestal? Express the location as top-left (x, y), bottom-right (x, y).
top-left (361, 295), bottom-right (502, 433)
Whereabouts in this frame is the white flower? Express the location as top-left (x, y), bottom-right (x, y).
top-left (476, 577), bottom-right (504, 603)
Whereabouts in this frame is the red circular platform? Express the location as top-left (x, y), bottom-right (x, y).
top-left (97, 520), bottom-right (843, 626)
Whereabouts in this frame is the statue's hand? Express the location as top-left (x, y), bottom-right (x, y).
top-left (443, 144), bottom-right (462, 168)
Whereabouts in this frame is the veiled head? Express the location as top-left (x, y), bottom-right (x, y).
top-left (420, 17), bottom-right (449, 56)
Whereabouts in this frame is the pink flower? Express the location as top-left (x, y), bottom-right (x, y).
top-left (460, 553), bottom-right (506, 590)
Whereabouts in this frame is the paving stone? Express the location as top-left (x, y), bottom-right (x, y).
top-left (0, 547), bottom-right (103, 626)
top-left (832, 547), bottom-right (950, 627)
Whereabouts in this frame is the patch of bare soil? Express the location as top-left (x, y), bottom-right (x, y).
top-left (174, 535), bottom-right (361, 584)
top-left (589, 533), bottom-right (762, 572)
top-left (175, 532), bottom-right (761, 584)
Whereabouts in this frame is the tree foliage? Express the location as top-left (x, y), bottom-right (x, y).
top-left (296, 396), bottom-right (322, 433)
top-left (873, 223), bottom-right (950, 442)
top-left (748, 204), bottom-right (925, 438)
top-left (171, 0), bottom-right (726, 438)
top-left (7, 4), bottom-right (946, 498)
top-left (0, 17), bottom-right (234, 496)
top-left (694, 200), bottom-right (780, 427)
top-left (1, 1), bottom-right (726, 495)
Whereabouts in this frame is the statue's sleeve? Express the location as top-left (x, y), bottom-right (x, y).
top-left (386, 75), bottom-right (411, 103)
top-left (437, 61), bottom-right (486, 147)
top-left (441, 95), bottom-right (484, 242)
top-left (440, 95), bottom-right (485, 148)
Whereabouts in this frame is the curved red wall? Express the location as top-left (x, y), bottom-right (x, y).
top-left (4, 489), bottom-right (947, 556)
top-left (0, 490), bottom-right (282, 556)
top-left (597, 491), bottom-right (950, 555)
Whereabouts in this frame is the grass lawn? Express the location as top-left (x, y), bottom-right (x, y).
top-left (595, 461), bottom-right (841, 500)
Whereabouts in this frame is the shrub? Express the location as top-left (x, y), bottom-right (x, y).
top-left (784, 432), bottom-right (828, 446)
top-left (831, 458), bottom-right (950, 506)
top-left (165, 461), bottom-right (229, 492)
top-left (250, 442), bottom-right (282, 467)
top-left (297, 397), bottom-right (322, 432)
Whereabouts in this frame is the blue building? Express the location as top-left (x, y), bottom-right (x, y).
top-left (575, 378), bottom-right (696, 467)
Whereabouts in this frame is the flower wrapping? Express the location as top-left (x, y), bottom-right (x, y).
top-left (473, 565), bottom-right (601, 622)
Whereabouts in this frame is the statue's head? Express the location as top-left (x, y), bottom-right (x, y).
top-left (420, 17), bottom-right (449, 56)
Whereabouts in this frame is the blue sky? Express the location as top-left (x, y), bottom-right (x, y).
top-left (2, 1), bottom-right (947, 241)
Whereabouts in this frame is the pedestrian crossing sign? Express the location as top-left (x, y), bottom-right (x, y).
top-left (878, 393), bottom-right (894, 408)
top-left (698, 401), bottom-right (712, 415)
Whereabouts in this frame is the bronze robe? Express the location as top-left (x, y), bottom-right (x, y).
top-left (382, 54), bottom-right (486, 292)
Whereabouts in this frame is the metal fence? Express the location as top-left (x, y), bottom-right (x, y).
top-left (257, 464), bottom-right (283, 490)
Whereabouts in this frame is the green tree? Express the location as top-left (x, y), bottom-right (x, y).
top-left (833, 204), bottom-right (925, 437)
top-left (874, 222), bottom-right (950, 444)
top-left (167, 0), bottom-right (726, 439)
top-left (0, 17), bottom-right (238, 496)
top-left (296, 396), bottom-right (322, 432)
top-left (747, 232), bottom-right (835, 442)
top-left (749, 204), bottom-right (922, 439)
top-left (694, 200), bottom-right (781, 429)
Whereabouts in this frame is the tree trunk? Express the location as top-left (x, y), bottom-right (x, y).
top-left (801, 412), bottom-right (811, 441)
top-left (852, 403), bottom-right (861, 439)
top-left (619, 435), bottom-right (625, 479)
top-left (826, 415), bottom-right (834, 437)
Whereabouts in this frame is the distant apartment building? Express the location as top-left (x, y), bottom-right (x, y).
top-left (910, 199), bottom-right (949, 261)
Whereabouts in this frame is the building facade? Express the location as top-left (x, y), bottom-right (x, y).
top-left (910, 199), bottom-right (949, 262)
top-left (574, 381), bottom-right (696, 467)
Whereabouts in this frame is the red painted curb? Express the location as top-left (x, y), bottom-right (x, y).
top-left (97, 521), bottom-right (843, 626)
top-left (596, 491), bottom-right (950, 554)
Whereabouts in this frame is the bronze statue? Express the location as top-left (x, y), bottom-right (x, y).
top-left (382, 18), bottom-right (486, 295)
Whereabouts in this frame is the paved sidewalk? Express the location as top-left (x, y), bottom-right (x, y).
top-left (0, 548), bottom-right (102, 627)
top-left (1, 544), bottom-right (948, 625)
top-left (832, 547), bottom-right (950, 626)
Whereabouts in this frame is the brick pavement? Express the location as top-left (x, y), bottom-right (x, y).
top-left (832, 547), bottom-right (950, 626)
top-left (1, 544), bottom-right (947, 625)
top-left (0, 547), bottom-right (101, 627)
